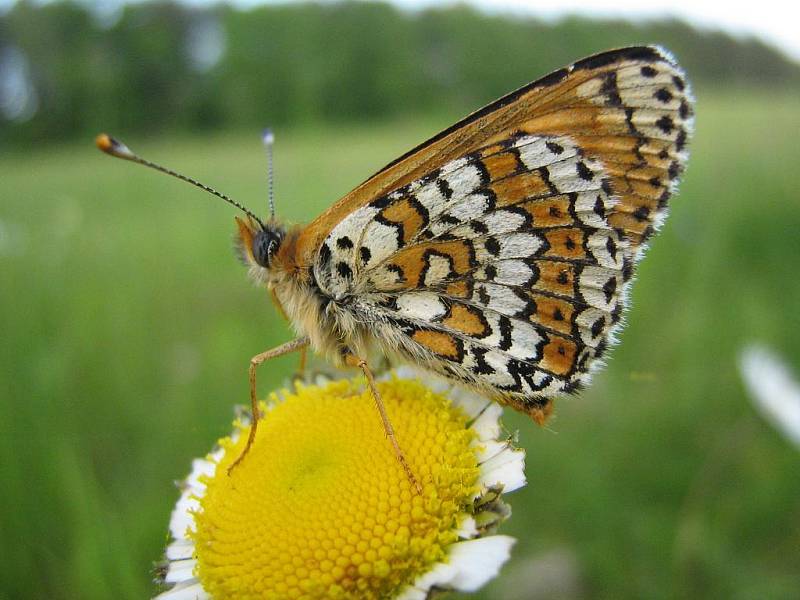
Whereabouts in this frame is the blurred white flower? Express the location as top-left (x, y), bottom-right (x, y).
top-left (739, 345), bottom-right (800, 448)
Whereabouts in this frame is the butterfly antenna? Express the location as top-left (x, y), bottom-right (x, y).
top-left (95, 133), bottom-right (266, 228)
top-left (262, 128), bottom-right (275, 221)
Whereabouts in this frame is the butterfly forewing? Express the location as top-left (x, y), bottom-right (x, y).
top-left (294, 46), bottom-right (692, 265)
top-left (299, 46), bottom-right (692, 421)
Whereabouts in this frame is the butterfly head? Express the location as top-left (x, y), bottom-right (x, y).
top-left (236, 216), bottom-right (285, 269)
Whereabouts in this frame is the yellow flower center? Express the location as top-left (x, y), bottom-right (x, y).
top-left (191, 377), bottom-right (481, 600)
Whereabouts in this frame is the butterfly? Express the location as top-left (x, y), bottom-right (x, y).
top-left (98, 46), bottom-right (693, 488)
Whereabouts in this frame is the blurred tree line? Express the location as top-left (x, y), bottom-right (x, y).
top-left (1, 0), bottom-right (799, 147)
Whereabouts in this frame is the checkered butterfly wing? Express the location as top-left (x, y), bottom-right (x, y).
top-left (311, 46), bottom-right (692, 420)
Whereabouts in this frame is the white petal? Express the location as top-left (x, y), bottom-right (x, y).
top-left (395, 366), bottom-right (454, 396)
top-left (170, 455), bottom-right (218, 539)
top-left (739, 345), bottom-right (800, 447)
top-left (451, 388), bottom-right (493, 419)
top-left (456, 515), bottom-right (478, 539)
top-left (169, 490), bottom-right (200, 540)
top-left (479, 447), bottom-right (526, 493)
top-left (153, 580), bottom-right (210, 600)
top-left (164, 558), bottom-right (196, 584)
top-left (471, 403), bottom-right (503, 441)
top-left (186, 457), bottom-right (216, 488)
top-left (165, 539), bottom-right (195, 560)
top-left (445, 536), bottom-right (516, 591)
top-left (392, 365), bottom-right (423, 382)
top-left (394, 586), bottom-right (428, 600)
top-left (400, 536), bottom-right (516, 597)
top-left (399, 561), bottom-right (459, 599)
top-left (393, 365), bottom-right (496, 419)
top-left (473, 439), bottom-right (507, 463)
top-left (312, 373), bottom-right (333, 386)
top-left (208, 445), bottom-right (226, 464)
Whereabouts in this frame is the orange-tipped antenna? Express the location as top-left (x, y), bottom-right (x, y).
top-left (95, 133), bottom-right (265, 228)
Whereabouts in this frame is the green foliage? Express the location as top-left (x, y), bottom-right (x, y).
top-left (2, 0), bottom-right (799, 146)
top-left (1, 92), bottom-right (799, 599)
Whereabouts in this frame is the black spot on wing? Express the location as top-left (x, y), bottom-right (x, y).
top-left (318, 243), bottom-right (332, 267)
top-left (655, 115), bottom-right (675, 135)
top-left (654, 88), bottom-right (673, 103)
top-left (477, 285), bottom-right (491, 306)
top-left (439, 214), bottom-right (461, 226)
top-left (633, 206), bottom-right (650, 222)
top-left (472, 346), bottom-right (496, 375)
top-left (437, 178), bottom-right (453, 200)
top-left (336, 261), bottom-right (352, 280)
top-left (470, 220), bottom-right (489, 235)
top-left (336, 236), bottom-right (354, 250)
top-left (600, 71), bottom-right (622, 106)
top-left (473, 158), bottom-right (491, 187)
top-left (593, 195), bottom-right (606, 218)
top-left (611, 302), bottom-right (623, 324)
top-left (407, 194), bottom-right (430, 230)
top-left (539, 166), bottom-right (560, 195)
top-left (369, 194), bottom-right (392, 209)
top-left (506, 146), bottom-right (525, 176)
top-left (497, 316), bottom-right (513, 351)
top-left (591, 316), bottom-right (606, 338)
top-left (485, 237), bottom-right (501, 257)
top-left (675, 129), bottom-right (687, 152)
top-left (605, 235), bottom-right (618, 258)
top-left (576, 161), bottom-right (594, 181)
top-left (641, 65), bottom-right (658, 78)
top-left (386, 263), bottom-right (406, 284)
top-left (622, 256), bottom-right (634, 282)
top-left (602, 277), bottom-right (617, 303)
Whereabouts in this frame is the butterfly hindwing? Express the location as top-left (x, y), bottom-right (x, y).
top-left (314, 133), bottom-right (629, 417)
top-left (308, 46), bottom-right (692, 420)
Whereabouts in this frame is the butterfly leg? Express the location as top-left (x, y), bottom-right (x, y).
top-left (356, 358), bottom-right (423, 494)
top-left (227, 336), bottom-right (310, 475)
top-left (296, 346), bottom-right (308, 380)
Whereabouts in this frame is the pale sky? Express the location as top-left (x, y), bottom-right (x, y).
top-left (393, 0), bottom-right (800, 60)
top-left (2, 0), bottom-right (799, 60)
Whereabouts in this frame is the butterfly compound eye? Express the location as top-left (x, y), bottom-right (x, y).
top-left (252, 228), bottom-right (282, 268)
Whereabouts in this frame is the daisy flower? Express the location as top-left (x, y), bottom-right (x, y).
top-left (154, 369), bottom-right (525, 599)
top-left (739, 344), bottom-right (800, 448)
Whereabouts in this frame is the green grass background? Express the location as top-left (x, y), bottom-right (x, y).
top-left (1, 92), bottom-right (799, 599)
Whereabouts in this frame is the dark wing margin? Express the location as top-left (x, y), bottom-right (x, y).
top-left (365, 46), bottom-right (671, 182)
